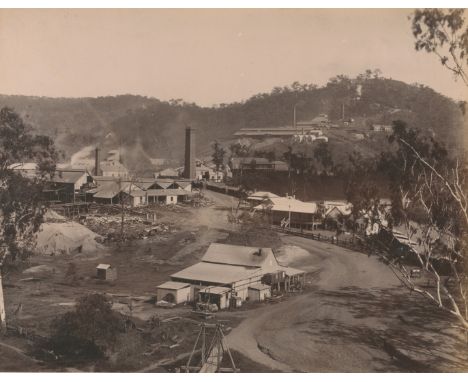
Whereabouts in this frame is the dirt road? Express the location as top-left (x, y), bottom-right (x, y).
top-left (226, 234), bottom-right (468, 372)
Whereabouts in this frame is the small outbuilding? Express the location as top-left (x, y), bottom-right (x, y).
top-left (199, 286), bottom-right (231, 310)
top-left (156, 281), bottom-right (192, 304)
top-left (248, 283), bottom-right (271, 301)
top-left (96, 264), bottom-right (117, 281)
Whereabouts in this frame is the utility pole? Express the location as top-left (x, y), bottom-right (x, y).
top-left (293, 104), bottom-right (297, 134)
top-left (0, 247), bottom-right (8, 334)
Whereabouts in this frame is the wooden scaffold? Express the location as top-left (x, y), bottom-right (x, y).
top-left (182, 322), bottom-right (239, 373)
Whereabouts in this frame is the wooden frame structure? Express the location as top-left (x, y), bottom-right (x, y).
top-left (183, 323), bottom-right (238, 373)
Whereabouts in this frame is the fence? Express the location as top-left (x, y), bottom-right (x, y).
top-left (271, 225), bottom-right (376, 254)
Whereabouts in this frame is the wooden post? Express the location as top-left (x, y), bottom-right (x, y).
top-left (0, 272), bottom-right (6, 334)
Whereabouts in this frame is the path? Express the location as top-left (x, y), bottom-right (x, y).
top-left (227, 234), bottom-right (468, 372)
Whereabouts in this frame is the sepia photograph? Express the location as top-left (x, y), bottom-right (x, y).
top-left (0, 4), bottom-right (467, 374)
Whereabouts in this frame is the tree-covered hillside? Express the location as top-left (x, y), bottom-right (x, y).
top-left (0, 71), bottom-right (465, 172)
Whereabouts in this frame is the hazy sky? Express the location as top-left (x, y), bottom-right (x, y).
top-left (0, 9), bottom-right (466, 105)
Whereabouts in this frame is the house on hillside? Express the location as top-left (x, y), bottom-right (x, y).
top-left (234, 126), bottom-right (324, 138)
top-left (371, 124), bottom-right (393, 133)
top-left (159, 243), bottom-right (305, 308)
top-left (230, 157), bottom-right (289, 176)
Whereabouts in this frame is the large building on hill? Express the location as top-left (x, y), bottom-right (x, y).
top-left (234, 126), bottom-right (324, 138)
top-left (230, 157), bottom-right (288, 174)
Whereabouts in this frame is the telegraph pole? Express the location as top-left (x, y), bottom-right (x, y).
top-left (0, 247), bottom-right (8, 334)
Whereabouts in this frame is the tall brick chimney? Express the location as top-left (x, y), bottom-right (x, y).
top-left (94, 147), bottom-right (100, 176)
top-left (184, 126), bottom-right (196, 179)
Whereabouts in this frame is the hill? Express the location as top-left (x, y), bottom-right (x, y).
top-left (0, 73), bottom-right (465, 174)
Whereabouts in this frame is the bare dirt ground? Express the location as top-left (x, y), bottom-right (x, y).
top-left (226, 234), bottom-right (468, 372)
top-left (2, 189), bottom-right (467, 372)
top-left (0, 190), bottom-right (240, 371)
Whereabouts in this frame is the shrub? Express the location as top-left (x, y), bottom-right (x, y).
top-left (48, 294), bottom-right (124, 360)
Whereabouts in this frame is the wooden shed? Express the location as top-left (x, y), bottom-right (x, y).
top-left (156, 281), bottom-right (192, 304)
top-left (199, 286), bottom-right (231, 310)
top-left (96, 264), bottom-right (117, 281)
top-left (248, 283), bottom-right (271, 302)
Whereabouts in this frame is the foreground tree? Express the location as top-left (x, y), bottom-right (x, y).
top-left (380, 121), bottom-right (467, 331)
top-left (411, 9), bottom-right (468, 86)
top-left (48, 294), bottom-right (124, 360)
top-left (0, 107), bottom-right (58, 263)
top-left (211, 140), bottom-right (226, 172)
top-left (347, 121), bottom-right (468, 332)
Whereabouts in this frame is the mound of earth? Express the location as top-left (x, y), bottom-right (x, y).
top-left (43, 209), bottom-right (67, 222)
top-left (34, 222), bottom-right (104, 256)
top-left (22, 265), bottom-right (57, 276)
top-left (275, 245), bottom-right (311, 266)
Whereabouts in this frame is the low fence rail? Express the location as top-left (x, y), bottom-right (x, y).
top-left (271, 225), bottom-right (375, 254)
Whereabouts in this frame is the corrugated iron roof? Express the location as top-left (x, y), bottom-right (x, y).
top-left (171, 262), bottom-right (261, 285)
top-left (93, 182), bottom-right (143, 199)
top-left (254, 197), bottom-right (318, 214)
top-left (247, 191), bottom-right (280, 201)
top-left (157, 281), bottom-right (191, 290)
top-left (201, 243), bottom-right (275, 268)
top-left (199, 286), bottom-right (231, 295)
top-left (146, 189), bottom-right (190, 196)
top-left (248, 283), bottom-right (271, 291)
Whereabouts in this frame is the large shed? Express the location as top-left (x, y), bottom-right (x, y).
top-left (169, 243), bottom-right (305, 307)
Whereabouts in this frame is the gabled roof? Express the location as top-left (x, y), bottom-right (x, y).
top-left (145, 189), bottom-right (190, 196)
top-left (247, 191), bottom-right (279, 201)
top-left (96, 264), bottom-right (112, 270)
top-left (152, 180), bottom-right (174, 189)
top-left (263, 197), bottom-right (318, 214)
top-left (134, 178), bottom-right (158, 190)
top-left (175, 180), bottom-right (192, 188)
top-left (324, 202), bottom-right (352, 217)
top-left (248, 283), bottom-right (271, 291)
top-left (93, 181), bottom-right (143, 199)
top-left (157, 168), bottom-right (179, 177)
top-left (171, 261), bottom-right (261, 285)
top-left (201, 243), bottom-right (277, 268)
top-left (157, 281), bottom-right (191, 290)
